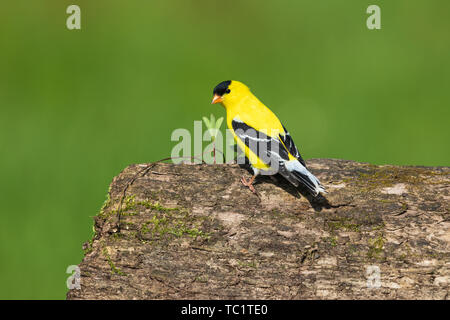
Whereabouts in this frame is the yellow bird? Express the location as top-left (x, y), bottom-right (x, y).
top-left (211, 80), bottom-right (326, 196)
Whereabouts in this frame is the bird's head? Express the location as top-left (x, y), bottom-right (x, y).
top-left (211, 80), bottom-right (251, 107)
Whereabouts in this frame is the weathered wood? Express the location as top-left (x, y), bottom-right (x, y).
top-left (67, 159), bottom-right (449, 299)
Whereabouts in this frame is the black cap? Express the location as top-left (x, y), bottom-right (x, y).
top-left (213, 80), bottom-right (231, 96)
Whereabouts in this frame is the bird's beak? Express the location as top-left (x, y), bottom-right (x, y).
top-left (211, 94), bottom-right (223, 104)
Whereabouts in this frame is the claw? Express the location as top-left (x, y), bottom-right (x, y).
top-left (240, 175), bottom-right (259, 196)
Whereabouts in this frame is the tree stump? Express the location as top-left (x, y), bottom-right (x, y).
top-left (67, 159), bottom-right (449, 300)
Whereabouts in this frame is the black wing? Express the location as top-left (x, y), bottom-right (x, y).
top-left (231, 118), bottom-right (290, 166)
top-left (232, 118), bottom-right (323, 195)
top-left (279, 124), bottom-right (306, 167)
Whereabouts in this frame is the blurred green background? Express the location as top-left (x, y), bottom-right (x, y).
top-left (0, 0), bottom-right (448, 299)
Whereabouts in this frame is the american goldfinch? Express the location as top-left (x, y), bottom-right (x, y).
top-left (211, 80), bottom-right (326, 197)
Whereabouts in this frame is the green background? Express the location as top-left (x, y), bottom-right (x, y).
top-left (0, 0), bottom-right (448, 299)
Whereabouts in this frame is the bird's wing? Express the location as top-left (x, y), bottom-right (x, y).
top-left (279, 124), bottom-right (307, 168)
top-left (231, 116), bottom-right (325, 196)
top-left (231, 117), bottom-right (291, 166)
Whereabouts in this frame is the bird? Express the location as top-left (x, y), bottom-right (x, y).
top-left (211, 80), bottom-right (326, 197)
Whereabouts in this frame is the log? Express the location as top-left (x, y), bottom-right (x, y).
top-left (66, 159), bottom-right (449, 300)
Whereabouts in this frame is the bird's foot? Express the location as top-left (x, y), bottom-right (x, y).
top-left (240, 176), bottom-right (259, 197)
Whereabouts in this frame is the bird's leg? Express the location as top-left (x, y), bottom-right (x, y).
top-left (241, 175), bottom-right (258, 194)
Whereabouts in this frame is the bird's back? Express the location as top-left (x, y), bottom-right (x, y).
top-left (225, 92), bottom-right (285, 140)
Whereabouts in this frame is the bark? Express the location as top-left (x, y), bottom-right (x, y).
top-left (67, 159), bottom-right (449, 300)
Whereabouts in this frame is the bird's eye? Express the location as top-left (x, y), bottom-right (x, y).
top-left (226, 89), bottom-right (231, 94)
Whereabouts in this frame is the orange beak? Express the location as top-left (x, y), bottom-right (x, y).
top-left (211, 94), bottom-right (223, 104)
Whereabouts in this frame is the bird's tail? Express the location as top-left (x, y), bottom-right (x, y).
top-left (283, 160), bottom-right (326, 197)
